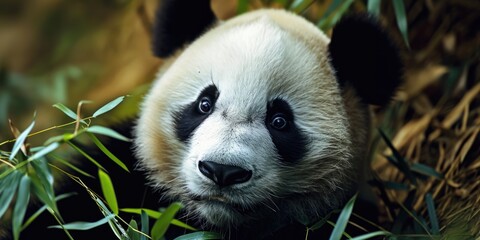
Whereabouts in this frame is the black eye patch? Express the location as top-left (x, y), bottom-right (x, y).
top-left (265, 99), bottom-right (307, 163)
top-left (174, 85), bottom-right (219, 143)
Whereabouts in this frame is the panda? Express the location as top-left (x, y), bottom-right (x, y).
top-left (15, 0), bottom-right (402, 239)
top-left (133, 0), bottom-right (402, 238)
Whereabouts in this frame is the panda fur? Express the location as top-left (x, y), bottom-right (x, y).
top-left (135, 0), bottom-right (402, 238)
top-left (14, 0), bottom-right (402, 239)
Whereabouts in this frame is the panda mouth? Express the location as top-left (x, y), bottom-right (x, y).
top-left (191, 194), bottom-right (231, 204)
top-left (189, 194), bottom-right (249, 212)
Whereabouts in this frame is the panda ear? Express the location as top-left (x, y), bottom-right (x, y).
top-left (153, 0), bottom-right (216, 58)
top-left (328, 14), bottom-right (403, 105)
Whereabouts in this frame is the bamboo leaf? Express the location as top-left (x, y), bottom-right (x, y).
top-left (379, 129), bottom-right (417, 185)
top-left (121, 208), bottom-right (196, 231)
top-left (30, 176), bottom-right (61, 221)
top-left (30, 158), bottom-right (56, 203)
top-left (350, 231), bottom-right (391, 240)
top-left (329, 194), bottom-right (357, 240)
top-left (9, 120), bottom-right (35, 161)
top-left (425, 193), bottom-right (440, 234)
top-left (173, 232), bottom-right (222, 240)
top-left (127, 219), bottom-right (141, 240)
top-left (51, 154), bottom-right (94, 178)
top-left (309, 210), bottom-right (338, 231)
top-left (22, 193), bottom-right (75, 231)
top-left (392, 0), bottom-right (410, 48)
top-left (88, 133), bottom-right (129, 172)
top-left (141, 210), bottom-right (149, 240)
top-left (122, 208), bottom-right (161, 218)
top-left (93, 96), bottom-right (126, 118)
top-left (28, 142), bottom-right (60, 161)
top-left (44, 133), bottom-right (76, 146)
top-left (151, 202), bottom-right (183, 240)
top-left (411, 163), bottom-right (444, 179)
top-left (49, 214), bottom-right (115, 230)
top-left (67, 141), bottom-right (107, 172)
top-left (87, 126), bottom-right (130, 142)
top-left (0, 171), bottom-right (21, 218)
top-left (93, 194), bottom-right (126, 238)
top-left (13, 175), bottom-right (31, 240)
top-left (289, 0), bottom-right (315, 13)
top-left (317, 0), bottom-right (354, 31)
top-left (98, 169), bottom-right (119, 215)
top-left (52, 103), bottom-right (78, 121)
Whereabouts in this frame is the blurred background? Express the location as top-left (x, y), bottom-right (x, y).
top-left (0, 0), bottom-right (479, 237)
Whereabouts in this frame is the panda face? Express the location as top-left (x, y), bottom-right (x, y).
top-left (135, 10), bottom-right (354, 228)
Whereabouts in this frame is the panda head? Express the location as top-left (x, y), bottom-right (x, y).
top-left (135, 0), bottom-right (402, 234)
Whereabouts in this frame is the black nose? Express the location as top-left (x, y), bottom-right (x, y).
top-left (198, 161), bottom-right (252, 187)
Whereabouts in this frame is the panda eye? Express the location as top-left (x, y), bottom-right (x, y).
top-left (270, 113), bottom-right (288, 130)
top-left (198, 97), bottom-right (212, 114)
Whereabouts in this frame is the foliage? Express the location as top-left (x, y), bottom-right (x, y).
top-left (0, 98), bottom-right (200, 240)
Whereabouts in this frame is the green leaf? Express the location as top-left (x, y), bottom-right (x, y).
top-left (22, 193), bottom-right (75, 231)
top-left (151, 202), bottom-right (183, 240)
top-left (88, 133), bottom-right (129, 172)
top-left (329, 194), bottom-right (357, 240)
top-left (52, 103), bottom-right (78, 121)
top-left (309, 210), bottom-right (338, 231)
top-left (51, 154), bottom-right (94, 178)
top-left (91, 193), bottom-right (126, 238)
top-left (350, 231), bottom-right (391, 240)
top-left (425, 193), bottom-right (440, 234)
top-left (379, 129), bottom-right (417, 185)
top-left (87, 126), bottom-right (131, 142)
top-left (67, 141), bottom-right (107, 172)
top-left (44, 133), bottom-right (76, 145)
top-left (392, 0), bottom-right (410, 48)
top-left (289, 0), bottom-right (315, 13)
top-left (30, 158), bottom-right (56, 201)
top-left (127, 219), bottom-right (141, 240)
top-left (0, 161), bottom-right (29, 179)
top-left (411, 163), bottom-right (444, 179)
top-left (174, 232), bottom-right (222, 240)
top-left (141, 210), bottom-right (149, 240)
top-left (318, 0), bottom-right (355, 31)
top-left (93, 96), bottom-right (126, 118)
top-left (13, 174), bottom-right (31, 240)
top-left (87, 126), bottom-right (130, 142)
top-left (30, 176), bottom-right (62, 221)
top-left (367, 0), bottom-right (381, 17)
top-left (28, 142), bottom-right (60, 161)
top-left (121, 208), bottom-right (197, 231)
top-left (98, 169), bottom-right (119, 215)
top-left (49, 214), bottom-right (116, 230)
top-left (122, 208), bottom-right (161, 218)
top-left (9, 119), bottom-right (35, 161)
top-left (0, 171), bottom-right (21, 218)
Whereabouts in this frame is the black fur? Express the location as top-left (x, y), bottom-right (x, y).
top-left (174, 85), bottom-right (219, 142)
top-left (153, 0), bottom-right (216, 58)
top-left (265, 99), bottom-right (307, 163)
top-left (329, 14), bottom-right (403, 105)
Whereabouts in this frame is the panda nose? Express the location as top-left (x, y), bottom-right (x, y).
top-left (198, 161), bottom-right (252, 187)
